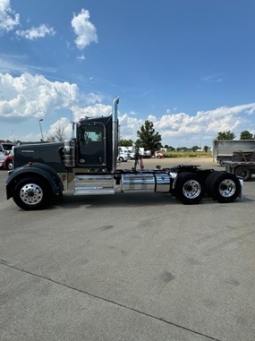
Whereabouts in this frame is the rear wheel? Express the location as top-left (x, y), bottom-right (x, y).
top-left (174, 172), bottom-right (205, 205)
top-left (210, 172), bottom-right (241, 203)
top-left (234, 166), bottom-right (251, 181)
top-left (13, 177), bottom-right (50, 210)
top-left (205, 171), bottom-right (225, 198)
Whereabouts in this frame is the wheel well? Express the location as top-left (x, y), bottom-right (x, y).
top-left (7, 172), bottom-right (54, 200)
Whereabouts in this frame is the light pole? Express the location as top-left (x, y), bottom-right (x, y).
top-left (39, 119), bottom-right (44, 142)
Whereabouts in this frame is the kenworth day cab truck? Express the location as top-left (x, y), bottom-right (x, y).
top-left (6, 98), bottom-right (242, 210)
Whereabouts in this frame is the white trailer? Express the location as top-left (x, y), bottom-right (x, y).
top-left (212, 139), bottom-right (255, 165)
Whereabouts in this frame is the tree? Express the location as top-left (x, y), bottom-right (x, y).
top-left (191, 145), bottom-right (199, 152)
top-left (119, 139), bottom-right (133, 146)
top-left (217, 131), bottom-right (236, 140)
top-left (166, 146), bottom-right (175, 151)
top-left (204, 145), bottom-right (209, 152)
top-left (47, 135), bottom-right (56, 142)
top-left (47, 125), bottom-right (66, 142)
top-left (176, 147), bottom-right (188, 152)
top-left (163, 144), bottom-right (175, 151)
top-left (240, 130), bottom-right (254, 140)
top-left (136, 120), bottom-right (162, 153)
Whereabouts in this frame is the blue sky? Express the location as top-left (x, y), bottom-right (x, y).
top-left (0, 0), bottom-right (255, 148)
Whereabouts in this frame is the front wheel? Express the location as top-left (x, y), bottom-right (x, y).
top-left (13, 177), bottom-right (50, 210)
top-left (174, 172), bottom-right (205, 205)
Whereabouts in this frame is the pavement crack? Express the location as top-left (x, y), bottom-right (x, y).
top-left (1, 261), bottom-right (221, 341)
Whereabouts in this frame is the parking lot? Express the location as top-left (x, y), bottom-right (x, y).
top-left (1, 158), bottom-right (255, 341)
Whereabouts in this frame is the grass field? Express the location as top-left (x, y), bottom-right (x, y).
top-left (162, 151), bottom-right (211, 158)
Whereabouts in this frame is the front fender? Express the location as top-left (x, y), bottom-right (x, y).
top-left (6, 163), bottom-right (64, 200)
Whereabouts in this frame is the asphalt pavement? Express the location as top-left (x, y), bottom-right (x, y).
top-left (0, 158), bottom-right (255, 341)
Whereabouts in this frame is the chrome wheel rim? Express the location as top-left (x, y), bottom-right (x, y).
top-left (7, 162), bottom-right (13, 170)
top-left (182, 180), bottom-right (201, 199)
top-left (19, 183), bottom-right (43, 205)
top-left (219, 179), bottom-right (236, 198)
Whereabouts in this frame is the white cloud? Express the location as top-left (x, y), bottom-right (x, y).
top-left (16, 24), bottom-right (55, 40)
top-left (0, 0), bottom-right (19, 32)
top-left (48, 117), bottom-right (72, 140)
top-left (77, 55), bottom-right (85, 60)
top-left (0, 73), bottom-right (79, 118)
top-left (0, 53), bottom-right (58, 74)
top-left (202, 73), bottom-right (224, 83)
top-left (71, 103), bottom-right (111, 122)
top-left (118, 103), bottom-right (255, 147)
top-left (71, 9), bottom-right (98, 50)
top-left (1, 72), bottom-right (255, 147)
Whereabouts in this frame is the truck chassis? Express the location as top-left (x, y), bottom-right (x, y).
top-left (6, 163), bottom-right (242, 210)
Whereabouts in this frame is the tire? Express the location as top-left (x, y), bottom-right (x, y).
top-left (205, 171), bottom-right (216, 197)
top-left (6, 160), bottom-right (13, 170)
top-left (119, 157), bottom-right (124, 162)
top-left (210, 172), bottom-right (241, 203)
top-left (205, 171), bottom-right (225, 198)
top-left (234, 166), bottom-right (251, 181)
top-left (174, 172), bottom-right (205, 205)
top-left (13, 176), bottom-right (50, 210)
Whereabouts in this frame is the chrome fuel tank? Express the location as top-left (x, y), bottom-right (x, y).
top-left (121, 173), bottom-right (155, 192)
top-left (120, 172), bottom-right (171, 192)
top-left (154, 172), bottom-right (171, 192)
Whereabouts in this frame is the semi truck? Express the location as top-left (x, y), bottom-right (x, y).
top-left (212, 139), bottom-right (255, 165)
top-left (6, 98), bottom-right (242, 210)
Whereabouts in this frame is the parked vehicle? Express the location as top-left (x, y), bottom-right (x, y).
top-left (117, 152), bottom-right (129, 162)
top-left (154, 151), bottom-right (164, 158)
top-left (119, 146), bottom-right (151, 159)
top-left (212, 139), bottom-right (255, 165)
top-left (0, 142), bottom-right (16, 155)
top-left (0, 155), bottom-right (14, 170)
top-left (224, 150), bottom-right (255, 181)
top-left (3, 154), bottom-right (14, 170)
top-left (6, 98), bottom-right (242, 210)
top-left (0, 153), bottom-right (5, 169)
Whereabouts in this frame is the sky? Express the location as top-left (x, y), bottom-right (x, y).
top-left (0, 0), bottom-right (255, 148)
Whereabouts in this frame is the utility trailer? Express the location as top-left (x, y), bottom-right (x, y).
top-left (212, 139), bottom-right (255, 165)
top-left (6, 98), bottom-right (242, 210)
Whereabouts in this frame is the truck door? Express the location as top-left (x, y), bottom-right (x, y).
top-left (78, 123), bottom-right (106, 166)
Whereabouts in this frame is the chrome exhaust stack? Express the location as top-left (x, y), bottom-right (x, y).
top-left (112, 97), bottom-right (119, 173)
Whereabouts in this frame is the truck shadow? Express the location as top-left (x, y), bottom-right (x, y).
top-left (53, 192), bottom-right (176, 209)
top-left (49, 192), bottom-right (246, 210)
